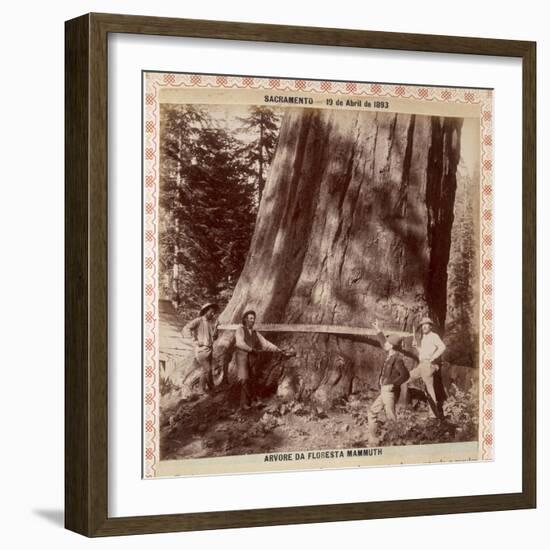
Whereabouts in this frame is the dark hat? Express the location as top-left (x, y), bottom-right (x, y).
top-left (200, 302), bottom-right (219, 316)
top-left (387, 334), bottom-right (402, 348)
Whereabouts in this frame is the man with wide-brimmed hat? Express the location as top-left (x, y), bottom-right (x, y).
top-left (182, 302), bottom-right (220, 394)
top-left (367, 320), bottom-right (410, 442)
top-left (409, 316), bottom-right (446, 419)
top-left (234, 309), bottom-right (293, 410)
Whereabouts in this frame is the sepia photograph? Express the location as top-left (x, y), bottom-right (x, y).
top-left (142, 73), bottom-right (493, 477)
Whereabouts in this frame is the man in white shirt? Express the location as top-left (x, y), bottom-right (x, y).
top-left (182, 302), bottom-right (220, 394)
top-left (409, 316), bottom-right (446, 419)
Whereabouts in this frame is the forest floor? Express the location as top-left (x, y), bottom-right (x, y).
top-left (160, 383), bottom-right (478, 460)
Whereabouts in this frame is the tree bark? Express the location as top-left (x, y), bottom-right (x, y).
top-left (218, 107), bottom-right (462, 403)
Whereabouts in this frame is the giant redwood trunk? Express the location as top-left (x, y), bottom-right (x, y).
top-left (218, 107), bottom-right (462, 403)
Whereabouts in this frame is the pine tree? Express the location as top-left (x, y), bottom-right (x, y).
top-left (446, 165), bottom-right (477, 366)
top-left (159, 105), bottom-right (208, 307)
top-left (236, 106), bottom-right (281, 203)
top-left (159, 105), bottom-right (256, 315)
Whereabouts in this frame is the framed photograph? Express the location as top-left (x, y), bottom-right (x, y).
top-left (65, 12), bottom-right (536, 536)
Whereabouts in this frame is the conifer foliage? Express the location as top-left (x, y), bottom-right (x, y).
top-left (159, 104), bottom-right (281, 316)
top-left (236, 106), bottom-right (281, 203)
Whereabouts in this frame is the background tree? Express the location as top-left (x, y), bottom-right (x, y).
top-left (159, 104), bottom-right (208, 307)
top-left (236, 106), bottom-right (281, 204)
top-left (445, 164), bottom-right (478, 366)
top-left (159, 105), bottom-right (256, 316)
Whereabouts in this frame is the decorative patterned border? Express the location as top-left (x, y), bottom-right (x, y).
top-left (143, 80), bottom-right (160, 477)
top-left (142, 73), bottom-right (494, 478)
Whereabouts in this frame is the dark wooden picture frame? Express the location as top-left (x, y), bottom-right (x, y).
top-left (65, 12), bottom-right (536, 537)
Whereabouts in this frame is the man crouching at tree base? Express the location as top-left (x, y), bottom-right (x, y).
top-left (235, 310), bottom-right (292, 410)
top-left (367, 320), bottom-right (410, 445)
top-left (182, 303), bottom-right (219, 394)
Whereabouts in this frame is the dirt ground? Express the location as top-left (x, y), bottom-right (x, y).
top-left (160, 383), bottom-right (478, 460)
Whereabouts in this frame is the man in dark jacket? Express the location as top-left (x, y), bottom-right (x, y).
top-left (367, 320), bottom-right (410, 442)
top-left (234, 309), bottom-right (293, 410)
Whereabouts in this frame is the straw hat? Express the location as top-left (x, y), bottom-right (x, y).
top-left (199, 302), bottom-right (219, 316)
top-left (419, 317), bottom-right (434, 326)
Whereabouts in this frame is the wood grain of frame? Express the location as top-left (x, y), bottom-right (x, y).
top-left (65, 12), bottom-right (536, 537)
